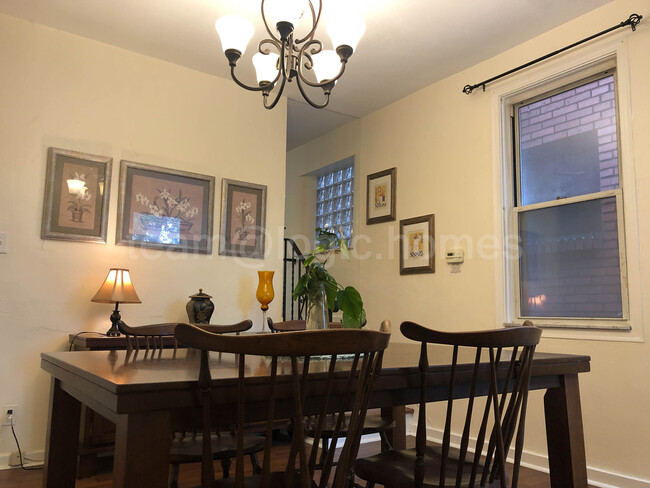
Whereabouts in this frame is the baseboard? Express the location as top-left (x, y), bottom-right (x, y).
top-left (421, 425), bottom-right (650, 488)
top-left (0, 449), bottom-right (45, 470)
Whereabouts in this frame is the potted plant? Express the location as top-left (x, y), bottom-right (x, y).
top-left (292, 228), bottom-right (366, 329)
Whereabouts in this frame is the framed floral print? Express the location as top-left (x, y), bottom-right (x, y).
top-left (366, 167), bottom-right (396, 225)
top-left (400, 214), bottom-right (435, 275)
top-left (41, 147), bottom-right (112, 243)
top-left (219, 178), bottom-right (267, 259)
top-left (116, 160), bottom-right (215, 254)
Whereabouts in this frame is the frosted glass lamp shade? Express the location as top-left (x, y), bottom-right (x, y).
top-left (215, 15), bottom-right (255, 54)
top-left (265, 0), bottom-right (306, 28)
top-left (312, 50), bottom-right (341, 82)
top-left (253, 52), bottom-right (280, 84)
top-left (327, 12), bottom-right (365, 51)
top-left (91, 268), bottom-right (141, 304)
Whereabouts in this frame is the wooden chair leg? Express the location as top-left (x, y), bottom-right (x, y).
top-left (169, 463), bottom-right (180, 488)
top-left (221, 457), bottom-right (232, 478)
top-left (249, 452), bottom-right (262, 474)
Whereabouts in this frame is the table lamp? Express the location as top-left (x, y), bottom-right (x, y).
top-left (91, 268), bottom-right (141, 337)
top-left (255, 271), bottom-right (274, 332)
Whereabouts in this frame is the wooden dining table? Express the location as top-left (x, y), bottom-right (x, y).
top-left (41, 341), bottom-right (590, 488)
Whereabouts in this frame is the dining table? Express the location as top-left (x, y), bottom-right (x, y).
top-left (41, 340), bottom-right (590, 488)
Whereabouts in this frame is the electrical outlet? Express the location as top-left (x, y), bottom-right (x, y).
top-left (2, 405), bottom-right (17, 426)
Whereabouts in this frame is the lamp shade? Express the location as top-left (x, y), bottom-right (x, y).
top-left (327, 11), bottom-right (365, 51)
top-left (312, 50), bottom-right (341, 83)
top-left (215, 15), bottom-right (255, 54)
top-left (252, 52), bottom-right (280, 84)
top-left (265, 0), bottom-right (305, 28)
top-left (91, 268), bottom-right (141, 304)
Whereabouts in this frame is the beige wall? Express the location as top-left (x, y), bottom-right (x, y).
top-left (0, 13), bottom-right (286, 464)
top-left (286, 0), bottom-right (650, 485)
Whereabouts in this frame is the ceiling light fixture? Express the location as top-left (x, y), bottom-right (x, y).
top-left (215, 0), bottom-right (365, 110)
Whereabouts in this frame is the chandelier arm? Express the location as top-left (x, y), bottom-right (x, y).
top-left (263, 76), bottom-right (288, 110)
top-left (229, 67), bottom-right (268, 93)
top-left (260, 0), bottom-right (282, 44)
top-left (294, 0), bottom-right (322, 45)
top-left (295, 76), bottom-right (331, 109)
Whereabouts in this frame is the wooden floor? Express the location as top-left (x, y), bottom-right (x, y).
top-left (0, 439), bottom-right (589, 488)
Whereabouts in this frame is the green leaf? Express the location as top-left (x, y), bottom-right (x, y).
top-left (337, 286), bottom-right (363, 321)
top-left (292, 273), bottom-right (309, 299)
top-left (323, 279), bottom-right (339, 311)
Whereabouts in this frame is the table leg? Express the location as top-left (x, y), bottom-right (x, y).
top-left (113, 410), bottom-right (171, 488)
top-left (381, 405), bottom-right (406, 450)
top-left (544, 373), bottom-right (588, 488)
top-left (43, 378), bottom-right (81, 488)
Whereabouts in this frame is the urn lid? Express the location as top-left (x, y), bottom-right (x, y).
top-left (188, 288), bottom-right (212, 300)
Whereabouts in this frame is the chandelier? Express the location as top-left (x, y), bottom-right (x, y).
top-left (214, 0), bottom-right (365, 110)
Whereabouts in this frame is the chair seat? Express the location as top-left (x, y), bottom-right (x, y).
top-left (355, 445), bottom-right (497, 488)
top-left (304, 413), bottom-right (395, 438)
top-left (169, 433), bottom-right (266, 463)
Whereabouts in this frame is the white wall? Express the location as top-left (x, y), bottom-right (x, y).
top-left (286, 0), bottom-right (650, 485)
top-left (0, 13), bottom-right (286, 465)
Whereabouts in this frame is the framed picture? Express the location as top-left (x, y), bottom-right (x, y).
top-left (116, 160), bottom-right (215, 254)
top-left (366, 167), bottom-right (396, 224)
top-left (41, 147), bottom-right (112, 243)
top-left (400, 214), bottom-right (435, 275)
top-left (219, 178), bottom-right (267, 259)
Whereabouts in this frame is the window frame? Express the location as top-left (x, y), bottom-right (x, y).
top-left (511, 70), bottom-right (630, 328)
top-left (491, 38), bottom-right (643, 341)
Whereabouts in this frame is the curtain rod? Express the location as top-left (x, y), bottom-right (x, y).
top-left (462, 13), bottom-right (642, 95)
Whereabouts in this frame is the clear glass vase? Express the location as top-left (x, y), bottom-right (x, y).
top-left (306, 282), bottom-right (329, 330)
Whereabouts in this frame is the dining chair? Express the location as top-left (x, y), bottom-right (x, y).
top-left (174, 321), bottom-right (392, 488)
top-left (354, 321), bottom-right (542, 488)
top-left (267, 319), bottom-right (395, 455)
top-left (117, 320), bottom-right (265, 487)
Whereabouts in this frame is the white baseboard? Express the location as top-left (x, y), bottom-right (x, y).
top-left (421, 425), bottom-right (650, 488)
top-left (0, 449), bottom-right (45, 470)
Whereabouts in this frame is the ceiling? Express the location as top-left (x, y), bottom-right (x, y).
top-left (0, 0), bottom-right (613, 150)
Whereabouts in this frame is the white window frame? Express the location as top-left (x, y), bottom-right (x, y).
top-left (490, 37), bottom-right (643, 342)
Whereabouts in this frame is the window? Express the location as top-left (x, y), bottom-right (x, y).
top-left (315, 159), bottom-right (354, 240)
top-left (512, 70), bottom-right (628, 325)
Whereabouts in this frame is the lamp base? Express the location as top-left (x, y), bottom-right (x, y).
top-left (105, 307), bottom-right (122, 337)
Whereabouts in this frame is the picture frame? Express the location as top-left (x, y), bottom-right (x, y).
top-left (400, 214), bottom-right (435, 275)
top-left (41, 147), bottom-right (112, 244)
top-left (366, 167), bottom-right (396, 225)
top-left (116, 160), bottom-right (215, 254)
top-left (219, 178), bottom-right (267, 259)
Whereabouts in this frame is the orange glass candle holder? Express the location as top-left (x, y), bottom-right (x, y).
top-left (256, 271), bottom-right (275, 331)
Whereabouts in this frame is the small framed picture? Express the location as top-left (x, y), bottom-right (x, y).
top-left (400, 214), bottom-right (435, 275)
top-left (41, 147), bottom-right (112, 244)
top-left (366, 167), bottom-right (396, 225)
top-left (116, 160), bottom-right (215, 254)
top-left (219, 178), bottom-right (267, 259)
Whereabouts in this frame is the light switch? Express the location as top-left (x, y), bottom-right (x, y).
top-left (0, 232), bottom-right (8, 254)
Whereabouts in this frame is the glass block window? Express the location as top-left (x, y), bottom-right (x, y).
top-left (316, 162), bottom-right (354, 240)
top-left (513, 71), bottom-right (627, 322)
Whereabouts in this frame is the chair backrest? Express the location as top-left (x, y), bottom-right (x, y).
top-left (118, 320), bottom-right (252, 352)
top-left (175, 321), bottom-right (392, 488)
top-left (267, 318), bottom-right (344, 332)
top-left (400, 321), bottom-right (542, 488)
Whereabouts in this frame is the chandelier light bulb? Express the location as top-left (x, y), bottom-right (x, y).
top-left (312, 50), bottom-right (341, 83)
top-left (265, 0), bottom-right (306, 30)
top-left (252, 52), bottom-right (280, 85)
top-left (215, 15), bottom-right (255, 54)
top-left (327, 11), bottom-right (366, 52)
